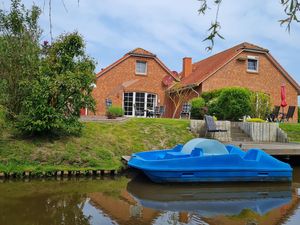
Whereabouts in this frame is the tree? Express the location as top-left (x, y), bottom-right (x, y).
top-left (167, 84), bottom-right (194, 118)
top-left (198, 0), bottom-right (300, 50)
top-left (0, 0), bottom-right (96, 136)
top-left (0, 0), bottom-right (41, 119)
top-left (250, 92), bottom-right (271, 119)
top-left (17, 32), bottom-right (96, 135)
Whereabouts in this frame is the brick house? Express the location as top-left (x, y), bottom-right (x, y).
top-left (91, 48), bottom-right (179, 118)
top-left (178, 42), bottom-right (300, 122)
top-left (89, 42), bottom-right (300, 121)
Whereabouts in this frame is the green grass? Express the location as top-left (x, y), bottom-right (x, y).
top-left (0, 118), bottom-right (195, 173)
top-left (280, 123), bottom-right (300, 143)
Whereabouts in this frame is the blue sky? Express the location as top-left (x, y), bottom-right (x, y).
top-left (2, 0), bottom-right (300, 102)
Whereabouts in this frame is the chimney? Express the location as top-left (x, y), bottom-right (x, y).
top-left (182, 57), bottom-right (192, 78)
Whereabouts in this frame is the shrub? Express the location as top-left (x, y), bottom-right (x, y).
top-left (212, 87), bottom-right (252, 121)
top-left (190, 97), bottom-right (205, 119)
top-left (0, 106), bottom-right (6, 132)
top-left (106, 106), bottom-right (124, 119)
top-left (246, 118), bottom-right (266, 123)
top-left (250, 92), bottom-right (271, 119)
top-left (201, 89), bottom-right (223, 103)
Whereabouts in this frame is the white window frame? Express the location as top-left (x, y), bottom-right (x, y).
top-left (247, 56), bottom-right (259, 73)
top-left (135, 61), bottom-right (147, 75)
top-left (122, 92), bottom-right (157, 117)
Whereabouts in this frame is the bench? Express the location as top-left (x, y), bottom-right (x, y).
top-left (204, 115), bottom-right (227, 138)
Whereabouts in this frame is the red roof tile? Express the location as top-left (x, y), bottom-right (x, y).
top-left (179, 42), bottom-right (300, 93)
top-left (96, 48), bottom-right (178, 81)
top-left (180, 42), bottom-right (268, 86)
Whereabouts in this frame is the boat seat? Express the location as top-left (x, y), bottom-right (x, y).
top-left (164, 148), bottom-right (203, 159)
top-left (243, 149), bottom-right (261, 161)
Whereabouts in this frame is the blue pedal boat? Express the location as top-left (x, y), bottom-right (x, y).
top-left (128, 138), bottom-right (293, 183)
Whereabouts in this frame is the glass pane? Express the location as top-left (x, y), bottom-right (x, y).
top-left (146, 94), bottom-right (156, 111)
top-left (124, 92), bottom-right (133, 116)
top-left (248, 59), bottom-right (257, 71)
top-left (136, 61), bottom-right (147, 74)
top-left (135, 92), bottom-right (145, 116)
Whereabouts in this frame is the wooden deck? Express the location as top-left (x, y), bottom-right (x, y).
top-left (225, 142), bottom-right (300, 156)
top-left (121, 155), bottom-right (131, 162)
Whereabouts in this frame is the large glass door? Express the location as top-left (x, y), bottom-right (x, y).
top-left (124, 92), bottom-right (133, 116)
top-left (123, 92), bottom-right (157, 117)
top-left (135, 92), bottom-right (146, 117)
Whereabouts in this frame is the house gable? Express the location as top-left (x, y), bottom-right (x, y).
top-left (96, 48), bottom-right (178, 81)
top-left (92, 48), bottom-right (177, 116)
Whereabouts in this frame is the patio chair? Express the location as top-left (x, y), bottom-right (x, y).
top-left (180, 103), bottom-right (191, 119)
top-left (267, 106), bottom-right (280, 122)
top-left (204, 115), bottom-right (227, 138)
top-left (281, 106), bottom-right (296, 122)
top-left (154, 106), bottom-right (165, 118)
top-left (145, 108), bottom-right (154, 118)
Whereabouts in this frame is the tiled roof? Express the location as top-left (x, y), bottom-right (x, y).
top-left (179, 42), bottom-right (300, 93)
top-left (180, 42), bottom-right (268, 86)
top-left (127, 48), bottom-right (156, 57)
top-left (96, 48), bottom-right (178, 81)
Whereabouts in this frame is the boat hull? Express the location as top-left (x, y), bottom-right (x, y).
top-left (143, 170), bottom-right (292, 183)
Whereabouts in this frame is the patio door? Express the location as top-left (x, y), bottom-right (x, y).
top-left (123, 92), bottom-right (157, 117)
top-left (135, 92), bottom-right (145, 116)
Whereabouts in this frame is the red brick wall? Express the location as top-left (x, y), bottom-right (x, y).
top-left (201, 51), bottom-right (299, 122)
top-left (92, 55), bottom-right (174, 116)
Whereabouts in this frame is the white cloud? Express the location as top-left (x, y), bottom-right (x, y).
top-left (2, 0), bottom-right (300, 89)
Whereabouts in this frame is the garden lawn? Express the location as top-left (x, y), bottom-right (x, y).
top-left (279, 123), bottom-right (300, 143)
top-left (0, 118), bottom-right (195, 174)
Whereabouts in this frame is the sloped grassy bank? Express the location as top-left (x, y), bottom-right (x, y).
top-left (0, 118), bottom-right (195, 175)
top-left (280, 123), bottom-right (300, 143)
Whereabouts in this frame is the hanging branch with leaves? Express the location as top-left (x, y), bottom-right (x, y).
top-left (198, 0), bottom-right (300, 50)
top-left (279, 0), bottom-right (300, 32)
top-left (198, 0), bottom-right (224, 51)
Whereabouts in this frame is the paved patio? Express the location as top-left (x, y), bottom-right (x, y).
top-left (80, 116), bottom-right (130, 122)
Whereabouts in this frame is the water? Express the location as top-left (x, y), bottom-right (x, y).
top-left (0, 167), bottom-right (299, 225)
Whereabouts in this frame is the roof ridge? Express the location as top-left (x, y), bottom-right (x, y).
top-left (127, 47), bottom-right (155, 57)
top-left (192, 43), bottom-right (242, 67)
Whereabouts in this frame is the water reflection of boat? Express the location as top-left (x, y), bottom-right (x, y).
top-left (127, 174), bottom-right (292, 216)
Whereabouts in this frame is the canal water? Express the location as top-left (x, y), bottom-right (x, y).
top-left (0, 167), bottom-right (299, 225)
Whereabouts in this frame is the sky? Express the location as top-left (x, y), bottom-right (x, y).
top-left (1, 0), bottom-right (300, 101)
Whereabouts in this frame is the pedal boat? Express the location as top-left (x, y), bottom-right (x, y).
top-left (128, 138), bottom-right (292, 183)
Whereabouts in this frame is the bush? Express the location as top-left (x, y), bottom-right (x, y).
top-left (106, 106), bottom-right (124, 119)
top-left (250, 92), bottom-right (271, 119)
top-left (212, 87), bottom-right (252, 121)
top-left (190, 97), bottom-right (205, 119)
top-left (0, 106), bottom-right (6, 132)
top-left (246, 118), bottom-right (266, 123)
top-left (201, 89), bottom-right (223, 103)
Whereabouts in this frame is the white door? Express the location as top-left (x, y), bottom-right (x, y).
top-left (123, 92), bottom-right (157, 117)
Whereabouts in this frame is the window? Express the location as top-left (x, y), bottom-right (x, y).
top-left (123, 92), bottom-right (157, 117)
top-left (247, 57), bottom-right (258, 72)
top-left (105, 99), bottom-right (112, 108)
top-left (136, 61), bottom-right (147, 75)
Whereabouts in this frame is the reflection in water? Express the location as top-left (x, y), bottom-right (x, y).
top-left (127, 174), bottom-right (292, 216)
top-left (0, 167), bottom-right (299, 225)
